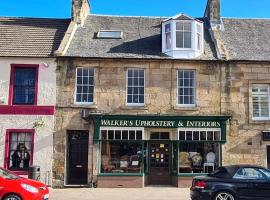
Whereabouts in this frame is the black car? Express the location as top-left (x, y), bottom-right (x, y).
top-left (190, 165), bottom-right (270, 200)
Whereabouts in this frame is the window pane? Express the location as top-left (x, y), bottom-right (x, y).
top-left (179, 131), bottom-right (185, 140)
top-left (166, 33), bottom-right (171, 49)
top-left (252, 84), bottom-right (269, 118)
top-left (122, 131), bottom-right (128, 140)
top-left (13, 68), bottom-right (36, 105)
top-left (176, 22), bottom-right (183, 30)
top-left (76, 68), bottom-right (94, 103)
top-left (179, 142), bottom-right (220, 173)
top-left (115, 131), bottom-right (121, 140)
top-left (101, 130), bottom-right (107, 140)
top-left (184, 32), bottom-right (192, 48)
top-left (127, 69), bottom-right (145, 104)
top-left (177, 70), bottom-right (196, 105)
top-left (176, 32), bottom-right (184, 48)
top-left (165, 24), bottom-right (171, 32)
top-left (101, 141), bottom-right (142, 173)
top-left (108, 131), bottom-right (114, 140)
top-left (129, 131), bottom-right (136, 140)
top-left (8, 132), bottom-right (33, 171)
top-left (136, 131), bottom-right (142, 140)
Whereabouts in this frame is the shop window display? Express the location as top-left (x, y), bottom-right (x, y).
top-left (179, 142), bottom-right (220, 173)
top-left (101, 141), bottom-right (142, 174)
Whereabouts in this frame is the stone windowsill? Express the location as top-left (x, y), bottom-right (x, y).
top-left (120, 106), bottom-right (148, 110)
top-left (57, 103), bottom-right (98, 109)
top-left (173, 106), bottom-right (199, 111)
top-left (249, 119), bottom-right (270, 124)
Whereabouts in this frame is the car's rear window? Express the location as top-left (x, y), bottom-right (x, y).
top-left (0, 168), bottom-right (19, 179)
top-left (209, 167), bottom-right (232, 178)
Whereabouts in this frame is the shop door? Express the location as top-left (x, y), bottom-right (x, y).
top-left (149, 142), bottom-right (171, 185)
top-left (67, 130), bottom-right (89, 185)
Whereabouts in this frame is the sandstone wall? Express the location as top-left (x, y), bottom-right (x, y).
top-left (53, 58), bottom-right (223, 187)
top-left (221, 63), bottom-right (270, 167)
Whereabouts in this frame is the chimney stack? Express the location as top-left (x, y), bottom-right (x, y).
top-left (205, 0), bottom-right (221, 24)
top-left (71, 0), bottom-right (90, 26)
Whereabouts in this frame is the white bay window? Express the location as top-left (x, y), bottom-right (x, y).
top-left (162, 14), bottom-right (204, 59)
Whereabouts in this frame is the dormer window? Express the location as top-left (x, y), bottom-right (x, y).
top-left (162, 14), bottom-right (204, 59)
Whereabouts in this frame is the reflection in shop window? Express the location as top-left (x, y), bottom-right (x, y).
top-left (101, 142), bottom-right (142, 173)
top-left (100, 128), bottom-right (144, 174)
top-left (179, 142), bottom-right (220, 173)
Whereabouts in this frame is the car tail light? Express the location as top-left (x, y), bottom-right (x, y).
top-left (194, 180), bottom-right (207, 189)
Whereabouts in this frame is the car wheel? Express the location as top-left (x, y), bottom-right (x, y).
top-left (214, 192), bottom-right (235, 200)
top-left (3, 195), bottom-right (22, 200)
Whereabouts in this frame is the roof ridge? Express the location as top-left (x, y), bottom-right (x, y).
top-left (0, 16), bottom-right (70, 20)
top-left (89, 14), bottom-right (167, 19)
top-left (222, 16), bottom-right (270, 20)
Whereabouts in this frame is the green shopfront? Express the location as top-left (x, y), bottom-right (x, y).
top-left (91, 115), bottom-right (230, 188)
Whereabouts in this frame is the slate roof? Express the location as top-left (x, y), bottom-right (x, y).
top-left (65, 15), bottom-right (218, 60)
top-left (220, 18), bottom-right (270, 61)
top-left (0, 17), bottom-right (70, 57)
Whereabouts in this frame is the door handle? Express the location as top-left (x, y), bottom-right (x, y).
top-left (76, 165), bottom-right (83, 168)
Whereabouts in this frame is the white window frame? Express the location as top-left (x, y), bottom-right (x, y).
top-left (74, 67), bottom-right (95, 105)
top-left (175, 20), bottom-right (193, 50)
top-left (176, 69), bottom-right (196, 107)
top-left (100, 127), bottom-right (145, 140)
top-left (178, 128), bottom-right (221, 141)
top-left (195, 23), bottom-right (203, 51)
top-left (126, 68), bottom-right (145, 107)
top-left (252, 84), bottom-right (270, 121)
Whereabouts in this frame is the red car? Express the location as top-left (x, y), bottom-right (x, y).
top-left (0, 167), bottom-right (49, 200)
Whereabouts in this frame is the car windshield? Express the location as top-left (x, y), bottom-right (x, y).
top-left (0, 168), bottom-right (19, 180)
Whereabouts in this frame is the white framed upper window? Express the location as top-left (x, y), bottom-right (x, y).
top-left (176, 21), bottom-right (192, 49)
top-left (75, 67), bottom-right (94, 104)
top-left (126, 69), bottom-right (145, 106)
top-left (252, 84), bottom-right (270, 120)
top-left (177, 70), bottom-right (196, 107)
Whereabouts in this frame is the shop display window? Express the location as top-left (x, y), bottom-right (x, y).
top-left (179, 142), bottom-right (220, 173)
top-left (101, 141), bottom-right (142, 174)
top-left (100, 128), bottom-right (144, 174)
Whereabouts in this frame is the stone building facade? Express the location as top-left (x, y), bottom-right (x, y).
top-left (52, 0), bottom-right (270, 188)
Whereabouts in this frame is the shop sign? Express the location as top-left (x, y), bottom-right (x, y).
top-left (100, 119), bottom-right (221, 128)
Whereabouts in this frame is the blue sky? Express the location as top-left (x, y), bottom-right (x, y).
top-left (0, 0), bottom-right (269, 19)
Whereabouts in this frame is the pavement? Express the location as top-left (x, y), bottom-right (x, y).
top-left (50, 187), bottom-right (191, 200)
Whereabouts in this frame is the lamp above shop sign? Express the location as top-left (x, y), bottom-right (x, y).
top-left (262, 131), bottom-right (270, 141)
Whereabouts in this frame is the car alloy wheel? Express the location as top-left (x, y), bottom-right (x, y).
top-left (214, 192), bottom-right (235, 200)
top-left (3, 195), bottom-right (21, 200)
